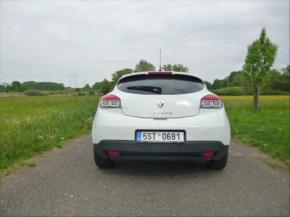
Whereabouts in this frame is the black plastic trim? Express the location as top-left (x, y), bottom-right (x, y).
top-left (94, 140), bottom-right (228, 161)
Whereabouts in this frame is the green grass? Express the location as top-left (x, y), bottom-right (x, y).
top-left (0, 95), bottom-right (99, 173)
top-left (0, 95), bottom-right (289, 175)
top-left (223, 95), bottom-right (289, 164)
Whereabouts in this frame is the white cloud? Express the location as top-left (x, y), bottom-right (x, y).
top-left (0, 0), bottom-right (289, 86)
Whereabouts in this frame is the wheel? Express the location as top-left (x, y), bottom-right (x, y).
top-left (94, 152), bottom-right (115, 169)
top-left (207, 151), bottom-right (228, 170)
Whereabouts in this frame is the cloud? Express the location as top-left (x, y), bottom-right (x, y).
top-left (0, 0), bottom-right (289, 86)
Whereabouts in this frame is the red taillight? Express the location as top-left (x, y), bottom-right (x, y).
top-left (200, 94), bottom-right (223, 109)
top-left (148, 71), bottom-right (172, 76)
top-left (107, 149), bottom-right (120, 157)
top-left (100, 94), bottom-right (121, 108)
top-left (202, 151), bottom-right (215, 158)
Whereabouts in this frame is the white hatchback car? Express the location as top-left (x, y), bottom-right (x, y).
top-left (92, 71), bottom-right (230, 170)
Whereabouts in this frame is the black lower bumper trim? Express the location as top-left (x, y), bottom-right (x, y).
top-left (94, 140), bottom-right (228, 160)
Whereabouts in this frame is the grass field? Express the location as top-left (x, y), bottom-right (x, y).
top-left (0, 95), bottom-right (99, 174)
top-left (222, 95), bottom-right (289, 163)
top-left (0, 95), bottom-right (289, 175)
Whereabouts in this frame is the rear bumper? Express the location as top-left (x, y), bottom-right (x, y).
top-left (92, 108), bottom-right (231, 146)
top-left (94, 140), bottom-right (228, 161)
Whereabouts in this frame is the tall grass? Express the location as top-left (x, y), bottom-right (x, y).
top-left (0, 96), bottom-right (99, 172)
top-left (223, 95), bottom-right (289, 163)
top-left (0, 95), bottom-right (288, 174)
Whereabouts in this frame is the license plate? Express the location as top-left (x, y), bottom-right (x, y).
top-left (136, 131), bottom-right (185, 143)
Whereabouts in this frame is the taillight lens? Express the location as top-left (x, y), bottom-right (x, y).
top-left (100, 94), bottom-right (121, 108)
top-left (200, 94), bottom-right (223, 109)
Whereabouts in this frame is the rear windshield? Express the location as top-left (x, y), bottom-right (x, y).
top-left (117, 74), bottom-right (204, 95)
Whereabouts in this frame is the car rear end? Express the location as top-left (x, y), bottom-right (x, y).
top-left (92, 71), bottom-right (230, 169)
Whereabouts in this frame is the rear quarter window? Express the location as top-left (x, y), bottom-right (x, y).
top-left (117, 74), bottom-right (204, 95)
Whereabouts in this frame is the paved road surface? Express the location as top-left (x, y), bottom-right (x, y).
top-left (0, 136), bottom-right (289, 216)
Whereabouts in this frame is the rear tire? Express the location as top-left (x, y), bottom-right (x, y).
top-left (94, 152), bottom-right (115, 169)
top-left (207, 151), bottom-right (228, 170)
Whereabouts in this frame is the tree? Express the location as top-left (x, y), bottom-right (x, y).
top-left (162, 64), bottom-right (189, 72)
top-left (135, 60), bottom-right (155, 72)
top-left (92, 82), bottom-right (100, 91)
top-left (98, 79), bottom-right (113, 95)
top-left (243, 28), bottom-right (278, 111)
top-left (22, 81), bottom-right (65, 91)
top-left (163, 64), bottom-right (172, 71)
top-left (230, 71), bottom-right (248, 87)
top-left (172, 64), bottom-right (189, 72)
top-left (283, 65), bottom-right (290, 75)
top-left (263, 66), bottom-right (290, 92)
top-left (83, 84), bottom-right (91, 90)
top-left (212, 79), bottom-right (224, 89)
top-left (112, 68), bottom-right (133, 84)
top-left (281, 65), bottom-right (290, 92)
top-left (263, 69), bottom-right (281, 90)
top-left (11, 81), bottom-right (22, 92)
top-left (204, 81), bottom-right (212, 90)
top-left (0, 83), bottom-right (6, 92)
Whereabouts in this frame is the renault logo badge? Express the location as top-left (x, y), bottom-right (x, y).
top-left (157, 100), bottom-right (165, 108)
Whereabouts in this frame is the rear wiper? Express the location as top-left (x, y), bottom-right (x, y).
top-left (127, 86), bottom-right (162, 94)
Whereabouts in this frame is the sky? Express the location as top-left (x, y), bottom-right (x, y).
top-left (0, 0), bottom-right (289, 87)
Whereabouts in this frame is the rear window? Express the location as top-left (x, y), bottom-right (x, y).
top-left (117, 74), bottom-right (204, 95)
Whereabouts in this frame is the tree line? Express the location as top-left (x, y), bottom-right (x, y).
top-left (0, 81), bottom-right (65, 92)
top-left (0, 60), bottom-right (189, 94)
top-left (91, 62), bottom-right (289, 98)
top-left (1, 60), bottom-right (288, 97)
top-left (91, 60), bottom-right (189, 95)
top-left (206, 65), bottom-right (289, 95)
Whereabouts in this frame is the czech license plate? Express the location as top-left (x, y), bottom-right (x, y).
top-left (136, 131), bottom-right (185, 143)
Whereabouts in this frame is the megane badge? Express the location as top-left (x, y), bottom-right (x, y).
top-left (157, 100), bottom-right (165, 108)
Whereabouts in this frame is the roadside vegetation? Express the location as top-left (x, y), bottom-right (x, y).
top-left (0, 95), bottom-right (288, 176)
top-left (0, 95), bottom-right (98, 174)
top-left (223, 95), bottom-right (289, 164)
top-left (1, 60), bottom-right (289, 98)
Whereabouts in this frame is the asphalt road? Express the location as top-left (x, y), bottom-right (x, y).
top-left (0, 136), bottom-right (289, 216)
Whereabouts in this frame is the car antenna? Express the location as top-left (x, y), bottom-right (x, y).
top-left (159, 49), bottom-right (162, 71)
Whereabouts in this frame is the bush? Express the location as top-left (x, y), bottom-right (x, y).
top-left (24, 90), bottom-right (46, 96)
top-left (212, 86), bottom-right (246, 96)
top-left (46, 90), bottom-right (72, 95)
top-left (77, 92), bottom-right (85, 96)
top-left (212, 86), bottom-right (289, 96)
top-left (261, 89), bottom-right (290, 95)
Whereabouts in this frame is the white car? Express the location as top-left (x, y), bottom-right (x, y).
top-left (92, 71), bottom-right (231, 170)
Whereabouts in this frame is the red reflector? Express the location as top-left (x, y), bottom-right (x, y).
top-left (202, 151), bottom-right (215, 158)
top-left (201, 94), bottom-right (220, 100)
top-left (107, 150), bottom-right (120, 157)
top-left (148, 71), bottom-right (172, 76)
